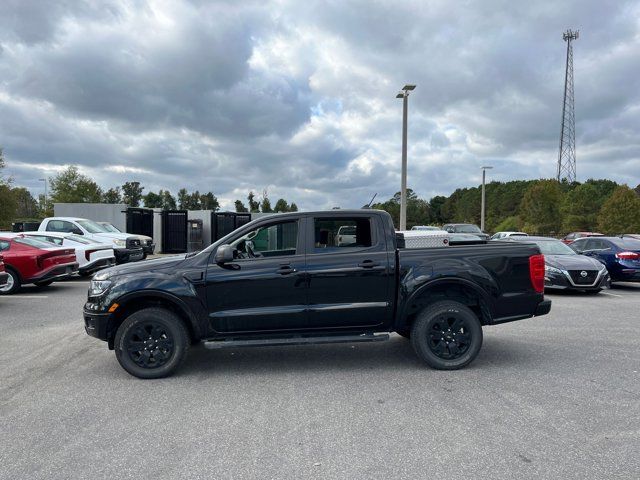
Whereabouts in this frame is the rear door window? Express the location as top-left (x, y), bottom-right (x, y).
top-left (313, 217), bottom-right (373, 251)
top-left (46, 220), bottom-right (75, 233)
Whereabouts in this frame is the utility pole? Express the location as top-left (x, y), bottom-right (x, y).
top-left (39, 178), bottom-right (47, 213)
top-left (557, 29), bottom-right (579, 183)
top-left (396, 84), bottom-right (416, 230)
top-left (480, 166), bottom-right (493, 231)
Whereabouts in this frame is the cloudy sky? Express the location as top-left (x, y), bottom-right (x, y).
top-left (1, 0), bottom-right (639, 210)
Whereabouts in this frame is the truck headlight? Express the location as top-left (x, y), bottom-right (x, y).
top-left (113, 239), bottom-right (126, 247)
top-left (89, 279), bottom-right (112, 296)
top-left (545, 265), bottom-right (562, 274)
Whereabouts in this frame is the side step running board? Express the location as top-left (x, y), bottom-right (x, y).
top-left (203, 333), bottom-right (389, 350)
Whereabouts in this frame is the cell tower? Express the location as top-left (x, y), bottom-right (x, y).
top-left (557, 29), bottom-right (579, 183)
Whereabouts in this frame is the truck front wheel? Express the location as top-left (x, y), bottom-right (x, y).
top-left (410, 301), bottom-right (483, 370)
top-left (114, 307), bottom-right (189, 379)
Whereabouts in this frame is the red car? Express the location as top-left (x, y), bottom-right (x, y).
top-left (0, 234), bottom-right (79, 295)
top-left (562, 232), bottom-right (604, 245)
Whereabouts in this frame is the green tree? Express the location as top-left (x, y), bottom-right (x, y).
top-left (494, 216), bottom-right (521, 232)
top-left (597, 186), bottom-right (640, 234)
top-left (372, 188), bottom-right (430, 229)
top-left (273, 198), bottom-right (289, 212)
top-left (143, 191), bottom-right (163, 208)
top-left (247, 191), bottom-right (260, 213)
top-left (160, 190), bottom-right (177, 210)
top-left (235, 200), bottom-right (248, 212)
top-left (12, 187), bottom-right (39, 218)
top-left (177, 188), bottom-right (188, 210)
top-left (200, 192), bottom-right (219, 211)
top-left (289, 202), bottom-right (298, 212)
top-left (102, 187), bottom-right (122, 204)
top-left (260, 196), bottom-right (273, 213)
top-left (49, 166), bottom-right (102, 203)
top-left (122, 181), bottom-right (144, 207)
top-left (519, 180), bottom-right (563, 234)
top-left (561, 183), bottom-right (601, 232)
top-left (428, 196), bottom-right (446, 224)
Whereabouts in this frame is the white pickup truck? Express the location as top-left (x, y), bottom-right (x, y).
top-left (38, 217), bottom-right (144, 264)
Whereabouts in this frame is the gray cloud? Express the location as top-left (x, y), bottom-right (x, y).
top-left (0, 0), bottom-right (639, 211)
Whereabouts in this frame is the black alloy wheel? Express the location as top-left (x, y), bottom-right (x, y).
top-left (411, 300), bottom-right (483, 370)
top-left (115, 307), bottom-right (189, 379)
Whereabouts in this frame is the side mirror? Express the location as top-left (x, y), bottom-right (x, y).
top-left (214, 245), bottom-right (235, 265)
top-left (72, 228), bottom-right (83, 235)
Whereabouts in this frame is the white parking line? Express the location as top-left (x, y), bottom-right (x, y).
top-left (7, 295), bottom-right (49, 299)
top-left (601, 292), bottom-right (623, 298)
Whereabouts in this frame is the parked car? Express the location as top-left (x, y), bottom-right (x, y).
top-left (0, 254), bottom-right (8, 288)
top-left (561, 232), bottom-right (604, 245)
top-left (448, 233), bottom-right (486, 244)
top-left (22, 232), bottom-right (115, 277)
top-left (336, 225), bottom-right (357, 246)
top-left (411, 226), bottom-right (441, 231)
top-left (0, 233), bottom-right (78, 294)
top-left (570, 236), bottom-right (640, 282)
top-left (38, 218), bottom-right (144, 264)
top-left (622, 234), bottom-right (640, 241)
top-left (97, 222), bottom-right (155, 258)
top-left (505, 236), bottom-right (610, 293)
top-left (442, 223), bottom-right (490, 241)
top-left (490, 231), bottom-right (528, 240)
top-left (84, 209), bottom-right (550, 378)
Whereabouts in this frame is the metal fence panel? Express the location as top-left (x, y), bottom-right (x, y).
top-left (161, 210), bottom-right (188, 253)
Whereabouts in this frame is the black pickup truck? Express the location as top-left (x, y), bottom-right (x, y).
top-left (84, 210), bottom-right (551, 378)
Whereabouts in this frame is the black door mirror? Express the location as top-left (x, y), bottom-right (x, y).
top-left (71, 228), bottom-right (83, 235)
top-left (214, 244), bottom-right (235, 265)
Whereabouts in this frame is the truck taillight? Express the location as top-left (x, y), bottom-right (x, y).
top-left (616, 251), bottom-right (640, 260)
top-left (529, 254), bottom-right (545, 294)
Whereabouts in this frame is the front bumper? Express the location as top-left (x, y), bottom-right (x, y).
top-left (114, 247), bottom-right (144, 264)
top-left (0, 272), bottom-right (7, 286)
top-left (143, 242), bottom-right (155, 255)
top-left (544, 268), bottom-right (610, 291)
top-left (83, 309), bottom-right (111, 341)
top-left (28, 262), bottom-right (79, 283)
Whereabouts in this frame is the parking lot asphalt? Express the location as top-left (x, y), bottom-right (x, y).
top-left (1, 280), bottom-right (639, 480)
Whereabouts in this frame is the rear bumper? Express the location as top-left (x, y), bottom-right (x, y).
top-left (114, 247), bottom-right (144, 264)
top-left (535, 300), bottom-right (552, 316)
top-left (28, 262), bottom-right (79, 283)
top-left (611, 269), bottom-right (640, 282)
top-left (79, 257), bottom-right (116, 275)
top-left (0, 272), bottom-right (7, 286)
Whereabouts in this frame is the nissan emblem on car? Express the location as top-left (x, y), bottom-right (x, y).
top-left (580, 271), bottom-right (588, 277)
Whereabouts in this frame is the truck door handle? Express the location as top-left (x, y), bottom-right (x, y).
top-left (277, 264), bottom-right (297, 275)
top-left (358, 260), bottom-right (379, 268)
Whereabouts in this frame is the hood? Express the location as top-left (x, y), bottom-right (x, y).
top-left (95, 254), bottom-right (188, 278)
top-left (545, 254), bottom-right (603, 270)
top-left (133, 234), bottom-right (152, 241)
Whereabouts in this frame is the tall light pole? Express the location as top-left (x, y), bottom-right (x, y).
top-left (39, 178), bottom-right (47, 213)
top-left (480, 166), bottom-right (493, 232)
top-left (396, 84), bottom-right (416, 231)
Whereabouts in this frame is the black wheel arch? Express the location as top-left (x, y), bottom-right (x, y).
top-left (397, 278), bottom-right (493, 333)
top-left (107, 291), bottom-right (202, 349)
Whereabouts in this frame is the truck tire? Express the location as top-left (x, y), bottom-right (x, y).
top-left (410, 300), bottom-right (483, 370)
top-left (114, 307), bottom-right (190, 379)
top-left (0, 268), bottom-right (21, 295)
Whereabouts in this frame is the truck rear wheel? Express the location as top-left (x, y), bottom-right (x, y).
top-left (114, 307), bottom-right (189, 379)
top-left (410, 300), bottom-right (483, 370)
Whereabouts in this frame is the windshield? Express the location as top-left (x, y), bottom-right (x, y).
top-left (100, 223), bottom-right (121, 233)
top-left (77, 220), bottom-right (110, 234)
top-left (533, 240), bottom-right (576, 255)
top-left (611, 238), bottom-right (640, 250)
top-left (14, 237), bottom-right (58, 249)
top-left (456, 224), bottom-right (482, 233)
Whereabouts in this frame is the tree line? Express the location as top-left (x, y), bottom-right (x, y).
top-left (372, 179), bottom-right (640, 234)
top-left (0, 162), bottom-right (299, 228)
top-left (1, 155), bottom-right (639, 234)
